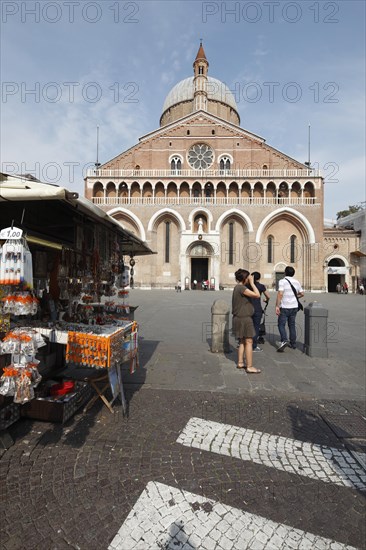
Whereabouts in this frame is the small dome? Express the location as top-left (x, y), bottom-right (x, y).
top-left (162, 76), bottom-right (238, 114)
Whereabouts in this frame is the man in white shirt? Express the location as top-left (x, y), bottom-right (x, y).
top-left (275, 266), bottom-right (304, 351)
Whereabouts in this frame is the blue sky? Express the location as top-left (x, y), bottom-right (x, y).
top-left (1, 0), bottom-right (365, 219)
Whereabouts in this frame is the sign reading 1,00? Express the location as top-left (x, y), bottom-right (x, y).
top-left (0, 227), bottom-right (23, 240)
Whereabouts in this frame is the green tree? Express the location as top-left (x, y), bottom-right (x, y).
top-left (336, 204), bottom-right (362, 219)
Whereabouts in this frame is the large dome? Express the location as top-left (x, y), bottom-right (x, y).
top-left (160, 44), bottom-right (241, 126)
top-left (162, 76), bottom-right (238, 113)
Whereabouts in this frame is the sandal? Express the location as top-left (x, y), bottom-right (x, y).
top-left (236, 362), bottom-right (245, 369)
top-left (245, 366), bottom-right (261, 374)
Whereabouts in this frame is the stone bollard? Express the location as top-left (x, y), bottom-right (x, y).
top-left (304, 302), bottom-right (328, 358)
top-left (211, 300), bottom-right (230, 353)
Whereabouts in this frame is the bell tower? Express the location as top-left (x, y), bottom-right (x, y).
top-left (193, 40), bottom-right (209, 112)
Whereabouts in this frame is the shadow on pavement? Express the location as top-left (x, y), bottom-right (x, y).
top-left (122, 338), bottom-right (159, 417)
top-left (5, 339), bottom-right (159, 451)
top-left (163, 521), bottom-right (196, 549)
top-left (287, 403), bottom-right (339, 447)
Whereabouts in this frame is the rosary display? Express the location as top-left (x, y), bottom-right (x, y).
top-left (0, 234), bottom-right (38, 317)
top-left (66, 331), bottom-right (111, 369)
top-left (65, 322), bottom-right (137, 370)
top-left (0, 328), bottom-right (44, 404)
top-left (0, 235), bottom-right (43, 404)
top-left (0, 226), bottom-right (140, 418)
top-left (1, 293), bottom-right (39, 316)
top-left (0, 237), bottom-right (33, 287)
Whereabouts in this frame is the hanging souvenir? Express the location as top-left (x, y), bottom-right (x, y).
top-left (0, 236), bottom-right (33, 288)
top-left (0, 328), bottom-right (43, 404)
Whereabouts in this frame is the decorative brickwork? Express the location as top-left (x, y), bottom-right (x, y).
top-left (84, 45), bottom-right (360, 291)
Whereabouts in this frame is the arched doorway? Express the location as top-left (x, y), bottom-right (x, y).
top-left (188, 241), bottom-right (213, 289)
top-left (327, 258), bottom-right (346, 292)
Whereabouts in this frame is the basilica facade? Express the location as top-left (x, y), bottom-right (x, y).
top-left (84, 43), bottom-right (333, 291)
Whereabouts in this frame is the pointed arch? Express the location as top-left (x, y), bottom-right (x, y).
top-left (106, 181), bottom-right (116, 197)
top-left (147, 208), bottom-right (186, 232)
top-left (291, 181), bottom-right (301, 198)
top-left (253, 181), bottom-right (263, 197)
top-left (215, 209), bottom-right (254, 233)
top-left (154, 181), bottom-right (165, 197)
top-left (167, 181), bottom-right (178, 197)
top-left (255, 207), bottom-right (316, 244)
top-left (93, 181), bottom-right (104, 197)
top-left (188, 207), bottom-right (214, 229)
top-left (241, 182), bottom-right (251, 198)
top-left (304, 181), bottom-right (315, 198)
top-left (142, 181), bottom-right (153, 198)
top-left (179, 181), bottom-right (190, 198)
top-left (107, 207), bottom-right (146, 241)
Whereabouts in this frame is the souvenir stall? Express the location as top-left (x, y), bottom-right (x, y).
top-left (0, 175), bottom-right (153, 430)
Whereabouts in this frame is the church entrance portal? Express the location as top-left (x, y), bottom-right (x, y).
top-left (191, 258), bottom-right (208, 289)
top-left (328, 274), bottom-right (343, 292)
top-left (327, 258), bottom-right (346, 292)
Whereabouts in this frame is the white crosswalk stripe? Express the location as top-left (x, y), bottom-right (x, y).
top-left (108, 481), bottom-right (358, 550)
top-left (176, 417), bottom-right (366, 490)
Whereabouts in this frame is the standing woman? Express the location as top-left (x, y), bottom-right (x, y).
top-left (232, 269), bottom-right (261, 373)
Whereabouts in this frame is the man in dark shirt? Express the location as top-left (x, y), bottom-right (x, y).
top-left (251, 272), bottom-right (270, 352)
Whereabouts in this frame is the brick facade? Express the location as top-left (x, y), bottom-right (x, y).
top-left (84, 46), bottom-right (361, 292)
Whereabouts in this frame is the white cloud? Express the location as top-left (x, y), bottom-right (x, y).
top-left (1, 0), bottom-right (364, 221)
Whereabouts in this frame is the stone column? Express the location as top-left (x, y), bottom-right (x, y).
top-left (211, 300), bottom-right (231, 353)
top-left (304, 302), bottom-right (328, 358)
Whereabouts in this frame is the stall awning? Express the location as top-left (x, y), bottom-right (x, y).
top-left (0, 179), bottom-right (70, 200)
top-left (0, 176), bottom-right (154, 256)
top-left (350, 250), bottom-right (366, 257)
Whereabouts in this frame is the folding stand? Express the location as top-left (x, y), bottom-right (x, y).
top-left (83, 372), bottom-right (115, 414)
top-left (58, 367), bottom-right (123, 415)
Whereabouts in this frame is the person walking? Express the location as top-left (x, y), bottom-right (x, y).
top-left (251, 272), bottom-right (270, 353)
top-left (336, 282), bottom-right (342, 294)
top-left (275, 266), bottom-right (304, 352)
top-left (176, 280), bottom-right (182, 292)
top-left (232, 269), bottom-right (261, 373)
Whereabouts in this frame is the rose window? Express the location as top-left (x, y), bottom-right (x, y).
top-left (188, 144), bottom-right (214, 169)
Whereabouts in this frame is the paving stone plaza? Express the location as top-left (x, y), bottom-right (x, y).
top-left (1, 290), bottom-right (365, 549)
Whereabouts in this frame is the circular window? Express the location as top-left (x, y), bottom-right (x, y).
top-left (188, 144), bottom-right (214, 170)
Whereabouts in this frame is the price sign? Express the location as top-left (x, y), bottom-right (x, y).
top-left (0, 226), bottom-right (23, 240)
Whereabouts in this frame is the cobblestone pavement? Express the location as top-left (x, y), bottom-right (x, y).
top-left (109, 481), bottom-right (358, 550)
top-left (1, 390), bottom-right (365, 549)
top-left (1, 291), bottom-right (365, 548)
top-left (177, 418), bottom-right (366, 489)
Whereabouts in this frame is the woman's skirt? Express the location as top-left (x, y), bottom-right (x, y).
top-left (233, 315), bottom-right (256, 339)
